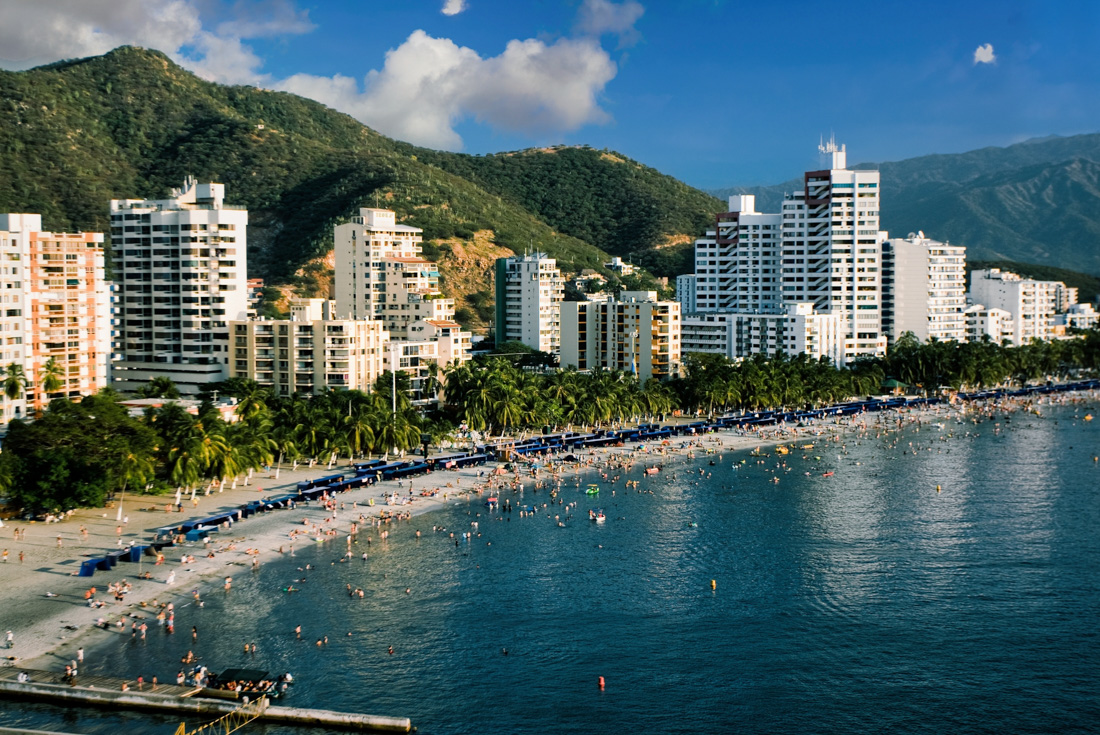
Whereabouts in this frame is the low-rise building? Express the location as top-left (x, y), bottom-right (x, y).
top-left (963, 304), bottom-right (1014, 345)
top-left (968, 268), bottom-right (1071, 345)
top-left (1056, 303), bottom-right (1099, 331)
top-left (229, 299), bottom-right (388, 396)
top-left (681, 303), bottom-right (843, 364)
top-left (560, 291), bottom-right (680, 382)
top-left (605, 256), bottom-right (634, 277)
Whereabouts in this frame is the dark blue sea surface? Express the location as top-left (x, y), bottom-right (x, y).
top-left (4, 401), bottom-right (1099, 734)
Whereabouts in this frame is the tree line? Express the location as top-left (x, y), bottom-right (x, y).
top-left (1, 330), bottom-right (1098, 514)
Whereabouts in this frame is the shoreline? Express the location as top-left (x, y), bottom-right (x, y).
top-left (3, 389), bottom-right (1096, 679)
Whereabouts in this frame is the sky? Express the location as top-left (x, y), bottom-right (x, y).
top-left (1, 0), bottom-right (1098, 188)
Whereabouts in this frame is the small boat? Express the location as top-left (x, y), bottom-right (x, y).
top-left (586, 484), bottom-right (600, 495)
top-left (1085, 414), bottom-right (1094, 421)
top-left (822, 471), bottom-right (834, 477)
top-left (589, 508), bottom-right (606, 523)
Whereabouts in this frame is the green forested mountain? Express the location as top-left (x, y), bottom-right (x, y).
top-left (713, 134), bottom-right (1100, 276)
top-left (2, 45), bottom-right (1097, 328)
top-left (0, 46), bottom-right (720, 326)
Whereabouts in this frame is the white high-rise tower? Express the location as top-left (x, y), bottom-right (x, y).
top-left (110, 179), bottom-right (248, 393)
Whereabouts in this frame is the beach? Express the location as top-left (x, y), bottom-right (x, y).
top-left (0, 392), bottom-right (1090, 680)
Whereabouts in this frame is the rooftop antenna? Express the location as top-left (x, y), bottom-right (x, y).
top-left (818, 133), bottom-right (846, 169)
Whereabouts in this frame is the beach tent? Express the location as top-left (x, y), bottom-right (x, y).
top-left (882, 378), bottom-right (909, 395)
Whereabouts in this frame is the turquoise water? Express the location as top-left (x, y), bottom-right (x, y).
top-left (4, 400), bottom-right (1100, 734)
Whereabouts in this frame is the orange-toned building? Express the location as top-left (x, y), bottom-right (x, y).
top-left (0, 214), bottom-right (109, 421)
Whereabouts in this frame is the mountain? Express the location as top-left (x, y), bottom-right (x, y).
top-left (711, 134), bottom-right (1100, 276)
top-left (0, 47), bottom-right (720, 328)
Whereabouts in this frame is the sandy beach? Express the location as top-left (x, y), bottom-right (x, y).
top-left (0, 392), bottom-right (1089, 677)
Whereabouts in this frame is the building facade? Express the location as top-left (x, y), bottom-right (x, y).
top-left (675, 274), bottom-right (697, 314)
top-left (229, 299), bottom-right (388, 395)
top-left (681, 303), bottom-right (843, 363)
top-left (881, 235), bottom-right (967, 343)
top-left (778, 144), bottom-right (886, 361)
top-left (494, 252), bottom-right (564, 353)
top-left (694, 195), bottom-right (784, 314)
top-left (688, 144), bottom-right (886, 365)
top-left (560, 291), bottom-right (680, 383)
top-left (0, 214), bottom-right (110, 420)
top-left (110, 178), bottom-right (248, 394)
top-left (963, 304), bottom-right (1014, 345)
top-left (968, 268), bottom-right (1069, 345)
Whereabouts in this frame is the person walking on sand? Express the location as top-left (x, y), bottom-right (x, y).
top-left (6, 630), bottom-right (13, 649)
top-left (166, 571), bottom-right (175, 585)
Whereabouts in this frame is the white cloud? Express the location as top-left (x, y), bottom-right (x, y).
top-left (973, 43), bottom-right (996, 65)
top-left (277, 30), bottom-right (617, 150)
top-left (441, 0), bottom-right (467, 16)
top-left (575, 0), bottom-right (644, 47)
top-left (0, 0), bottom-right (311, 85)
top-left (0, 0), bottom-right (202, 70)
top-left (0, 2), bottom-right (620, 149)
top-left (215, 0), bottom-right (315, 38)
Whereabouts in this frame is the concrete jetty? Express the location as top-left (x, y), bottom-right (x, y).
top-left (0, 670), bottom-right (411, 733)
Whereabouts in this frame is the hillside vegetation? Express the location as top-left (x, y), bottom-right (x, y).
top-left (0, 47), bottom-right (721, 328)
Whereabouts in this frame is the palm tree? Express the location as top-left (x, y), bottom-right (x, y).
top-left (4, 363), bottom-right (27, 402)
top-left (138, 376), bottom-right (181, 399)
top-left (39, 357), bottom-right (64, 395)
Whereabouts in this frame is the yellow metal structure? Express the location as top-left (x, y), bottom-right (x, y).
top-left (174, 696), bottom-right (268, 735)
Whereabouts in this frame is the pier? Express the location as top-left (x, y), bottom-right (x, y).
top-left (0, 669), bottom-right (411, 733)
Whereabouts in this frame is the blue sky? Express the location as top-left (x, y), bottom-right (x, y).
top-left (2, 0), bottom-right (1098, 188)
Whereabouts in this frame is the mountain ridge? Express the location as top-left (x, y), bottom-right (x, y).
top-left (709, 134), bottom-right (1100, 276)
top-left (0, 46), bottom-right (1097, 338)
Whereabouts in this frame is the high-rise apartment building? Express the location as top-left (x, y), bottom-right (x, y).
top-left (494, 252), bottom-right (564, 353)
top-left (0, 214), bottom-right (109, 421)
top-left (694, 195), bottom-right (783, 313)
top-left (779, 143), bottom-right (886, 360)
top-left (968, 268), bottom-right (1072, 345)
top-left (688, 142), bottom-right (887, 365)
top-left (675, 274), bottom-right (697, 315)
top-left (110, 178), bottom-right (248, 394)
top-left (560, 291), bottom-right (681, 383)
top-left (881, 235), bottom-right (967, 343)
top-left (333, 208), bottom-right (471, 390)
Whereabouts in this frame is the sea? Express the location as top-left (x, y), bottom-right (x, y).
top-left (3, 398), bottom-right (1099, 734)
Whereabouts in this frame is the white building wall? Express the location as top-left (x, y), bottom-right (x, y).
top-left (110, 178), bottom-right (248, 394)
top-left (675, 274), bottom-right (697, 314)
top-left (495, 253), bottom-right (563, 353)
top-left (968, 268), bottom-right (1068, 345)
top-left (883, 236), bottom-right (966, 343)
top-left (964, 304), bottom-right (1013, 344)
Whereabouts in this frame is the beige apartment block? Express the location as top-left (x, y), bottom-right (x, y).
top-left (561, 291), bottom-right (681, 383)
top-left (230, 299), bottom-right (388, 396)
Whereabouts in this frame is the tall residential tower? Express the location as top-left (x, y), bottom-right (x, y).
top-left (494, 252), bottom-right (564, 353)
top-left (110, 179), bottom-right (248, 393)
